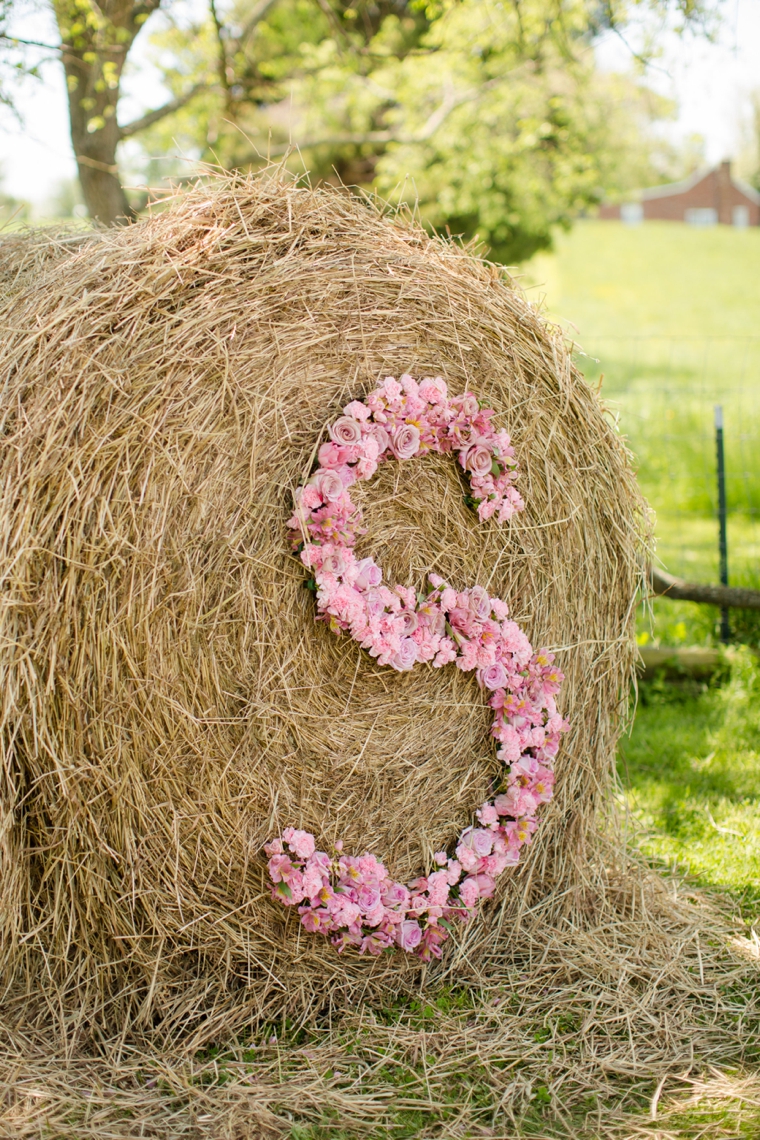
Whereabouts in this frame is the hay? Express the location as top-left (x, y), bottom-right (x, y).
top-left (3, 176), bottom-right (755, 1138)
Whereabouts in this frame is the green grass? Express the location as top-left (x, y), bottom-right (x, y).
top-left (619, 647), bottom-right (760, 922)
top-left (523, 221), bottom-right (760, 643)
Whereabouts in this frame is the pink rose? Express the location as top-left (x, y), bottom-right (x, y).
top-left (310, 469), bottom-right (344, 503)
top-left (468, 585), bottom-right (492, 621)
top-left (398, 920), bottom-right (422, 951)
top-left (463, 444), bottom-right (493, 478)
top-left (391, 424), bottom-right (421, 460)
top-left (366, 423), bottom-right (391, 456)
top-left (389, 637), bottom-right (418, 672)
top-left (355, 558), bottom-right (382, 590)
top-left (320, 550), bottom-right (346, 576)
top-left (397, 610), bottom-right (418, 635)
top-left (480, 662), bottom-right (507, 691)
top-left (330, 416), bottom-right (363, 446)
top-left (318, 442), bottom-right (347, 468)
top-left (461, 394), bottom-right (479, 418)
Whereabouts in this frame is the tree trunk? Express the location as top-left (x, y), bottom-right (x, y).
top-left (55, 0), bottom-right (161, 225)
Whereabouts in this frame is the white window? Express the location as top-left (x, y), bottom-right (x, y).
top-left (620, 203), bottom-right (643, 225)
top-left (733, 205), bottom-right (750, 228)
top-left (684, 208), bottom-right (718, 226)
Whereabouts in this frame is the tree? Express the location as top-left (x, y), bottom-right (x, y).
top-left (139, 0), bottom-right (709, 261)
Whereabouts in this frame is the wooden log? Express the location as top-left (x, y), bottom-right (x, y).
top-left (649, 566), bottom-right (760, 611)
top-left (637, 645), bottom-right (722, 680)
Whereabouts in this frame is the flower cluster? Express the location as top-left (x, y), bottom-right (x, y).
top-left (269, 374), bottom-right (569, 959)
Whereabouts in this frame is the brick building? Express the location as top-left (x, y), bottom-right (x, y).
top-left (599, 161), bottom-right (760, 226)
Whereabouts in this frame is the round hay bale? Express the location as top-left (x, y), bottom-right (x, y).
top-left (0, 177), bottom-right (642, 1045)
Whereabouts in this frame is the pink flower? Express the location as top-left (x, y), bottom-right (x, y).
top-left (318, 442), bottom-right (347, 468)
top-left (343, 400), bottom-right (371, 422)
top-left (459, 876), bottom-right (480, 909)
top-left (398, 920), bottom-right (423, 951)
top-left (389, 637), bottom-right (418, 671)
top-left (468, 585), bottom-right (492, 621)
top-left (330, 416), bottom-right (363, 446)
top-left (366, 423), bottom-right (391, 455)
top-left (391, 424), bottom-right (421, 460)
top-left (476, 802), bottom-right (499, 826)
top-left (463, 444), bottom-right (493, 478)
top-left (441, 588), bottom-right (459, 612)
top-left (310, 470), bottom-right (344, 503)
top-left (433, 850), bottom-right (447, 866)
top-left (479, 662), bottom-right (507, 691)
top-left (283, 828), bottom-right (316, 859)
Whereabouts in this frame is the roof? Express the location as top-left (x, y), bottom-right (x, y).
top-left (639, 164), bottom-right (760, 206)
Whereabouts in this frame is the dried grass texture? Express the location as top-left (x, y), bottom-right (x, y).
top-left (0, 175), bottom-right (643, 1050)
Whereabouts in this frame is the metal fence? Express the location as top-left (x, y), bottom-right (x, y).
top-left (573, 335), bottom-right (760, 592)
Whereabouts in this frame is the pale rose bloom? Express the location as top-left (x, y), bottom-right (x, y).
top-left (474, 873), bottom-right (496, 899)
top-left (311, 469), bottom-right (344, 502)
top-left (318, 441), bottom-right (347, 468)
top-left (391, 423), bottom-right (421, 460)
top-left (463, 444), bottom-right (493, 478)
top-left (398, 920), bottom-right (423, 951)
top-left (459, 827), bottom-right (493, 858)
top-left (358, 885), bottom-right (381, 912)
top-left (480, 662), bottom-right (507, 691)
top-left (469, 585), bottom-right (492, 621)
top-left (366, 423), bottom-right (391, 455)
top-left (389, 637), bottom-right (418, 671)
top-left (383, 882), bottom-right (410, 909)
top-left (355, 558), bottom-right (382, 590)
top-left (397, 610), bottom-right (418, 635)
top-left (343, 400), bottom-right (371, 422)
top-left (320, 550), bottom-right (346, 577)
top-left (428, 573), bottom-right (445, 588)
top-left (461, 394), bottom-right (479, 418)
top-left (330, 416), bottom-right (363, 446)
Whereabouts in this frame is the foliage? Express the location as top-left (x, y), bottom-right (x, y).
top-left (138, 0), bottom-right (705, 261)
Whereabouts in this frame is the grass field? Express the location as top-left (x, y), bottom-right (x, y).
top-left (523, 221), bottom-right (760, 649)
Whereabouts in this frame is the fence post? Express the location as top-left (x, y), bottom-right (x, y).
top-left (714, 405), bottom-right (730, 642)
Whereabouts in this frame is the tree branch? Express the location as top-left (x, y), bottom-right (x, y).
top-left (118, 83), bottom-right (208, 139)
top-left (649, 565), bottom-right (760, 611)
top-left (237, 0), bottom-right (281, 44)
top-left (232, 77), bottom-right (500, 164)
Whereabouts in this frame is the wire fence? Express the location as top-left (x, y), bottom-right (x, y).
top-left (574, 335), bottom-right (760, 591)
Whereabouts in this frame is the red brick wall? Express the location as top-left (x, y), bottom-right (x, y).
top-left (599, 163), bottom-right (760, 225)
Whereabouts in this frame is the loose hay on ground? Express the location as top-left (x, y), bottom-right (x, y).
top-left (0, 175), bottom-right (757, 1138)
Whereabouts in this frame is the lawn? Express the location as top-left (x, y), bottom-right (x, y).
top-left (523, 221), bottom-right (760, 648)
